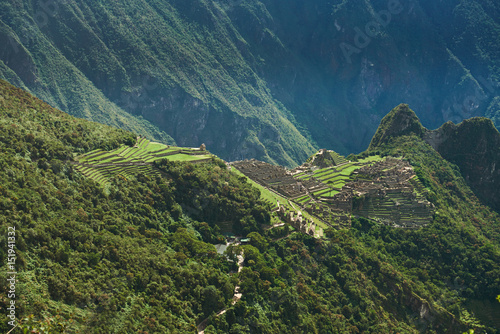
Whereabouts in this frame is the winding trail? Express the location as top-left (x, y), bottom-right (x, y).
top-left (197, 252), bottom-right (244, 334)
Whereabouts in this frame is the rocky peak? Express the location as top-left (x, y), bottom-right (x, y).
top-left (369, 104), bottom-right (425, 149)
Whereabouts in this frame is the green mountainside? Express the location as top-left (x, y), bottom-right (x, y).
top-left (1, 0), bottom-right (500, 165)
top-left (0, 0), bottom-right (316, 166)
top-left (371, 103), bottom-right (500, 212)
top-left (1, 80), bottom-right (500, 333)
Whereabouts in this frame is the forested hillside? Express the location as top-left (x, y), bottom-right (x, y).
top-left (1, 0), bottom-right (499, 165)
top-left (1, 81), bottom-right (500, 333)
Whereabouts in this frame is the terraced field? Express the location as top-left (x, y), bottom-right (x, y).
top-left (300, 156), bottom-right (385, 200)
top-left (353, 184), bottom-right (432, 227)
top-left (73, 137), bottom-right (212, 186)
top-left (232, 152), bottom-right (433, 230)
top-left (307, 149), bottom-right (348, 167)
top-left (231, 167), bottom-right (328, 234)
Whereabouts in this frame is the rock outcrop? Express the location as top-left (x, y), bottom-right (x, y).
top-left (424, 118), bottom-right (500, 211)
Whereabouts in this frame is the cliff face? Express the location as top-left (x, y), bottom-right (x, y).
top-left (424, 118), bottom-right (500, 211)
top-left (0, 0), bottom-right (499, 164)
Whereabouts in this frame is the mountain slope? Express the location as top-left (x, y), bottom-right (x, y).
top-left (424, 118), bottom-right (500, 211)
top-left (0, 79), bottom-right (271, 333)
top-left (0, 0), bottom-right (316, 166)
top-left (1, 0), bottom-right (500, 164)
top-left (1, 81), bottom-right (500, 332)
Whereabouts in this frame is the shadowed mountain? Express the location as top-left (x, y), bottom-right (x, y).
top-left (0, 0), bottom-right (499, 165)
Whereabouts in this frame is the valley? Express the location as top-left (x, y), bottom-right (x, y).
top-left (1, 0), bottom-right (499, 165)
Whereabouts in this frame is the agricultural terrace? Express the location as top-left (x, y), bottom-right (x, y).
top-left (296, 155), bottom-right (386, 203)
top-left (233, 153), bottom-right (432, 230)
top-left (73, 137), bottom-right (212, 186)
top-left (305, 149), bottom-right (348, 168)
top-left (231, 167), bottom-right (327, 235)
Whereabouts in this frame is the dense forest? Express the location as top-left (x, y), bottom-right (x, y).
top-left (1, 80), bottom-right (500, 333)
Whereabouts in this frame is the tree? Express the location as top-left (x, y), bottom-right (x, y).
top-left (247, 232), bottom-right (268, 252)
top-left (202, 285), bottom-right (224, 316)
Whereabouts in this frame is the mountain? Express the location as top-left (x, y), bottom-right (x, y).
top-left (0, 0), bottom-right (316, 167)
top-left (0, 79), bottom-right (271, 333)
top-left (369, 104), bottom-right (426, 148)
top-left (371, 103), bottom-right (500, 212)
top-left (1, 80), bottom-right (500, 333)
top-left (424, 118), bottom-right (500, 211)
top-left (1, 0), bottom-right (500, 166)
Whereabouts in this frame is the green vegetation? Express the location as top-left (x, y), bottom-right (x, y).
top-left (0, 82), bottom-right (271, 333)
top-left (369, 104), bottom-right (426, 150)
top-left (73, 137), bottom-right (212, 186)
top-left (1, 81), bottom-right (500, 333)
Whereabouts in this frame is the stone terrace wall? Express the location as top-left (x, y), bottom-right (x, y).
top-left (231, 160), bottom-right (324, 199)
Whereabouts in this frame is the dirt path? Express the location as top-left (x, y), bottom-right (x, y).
top-left (197, 252), bottom-right (244, 334)
top-left (264, 222), bottom-right (285, 230)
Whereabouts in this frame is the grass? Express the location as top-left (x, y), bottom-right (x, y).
top-left (231, 168), bottom-right (290, 208)
top-left (357, 155), bottom-right (385, 163)
top-left (164, 154), bottom-right (211, 162)
top-left (296, 195), bottom-right (311, 203)
top-left (75, 138), bottom-right (212, 186)
top-left (313, 167), bottom-right (336, 177)
top-left (145, 142), bottom-right (168, 151)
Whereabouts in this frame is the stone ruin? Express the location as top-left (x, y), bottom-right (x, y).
top-left (301, 158), bottom-right (433, 228)
top-left (276, 205), bottom-right (317, 236)
top-left (234, 157), bottom-right (433, 230)
top-left (231, 160), bottom-right (327, 198)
